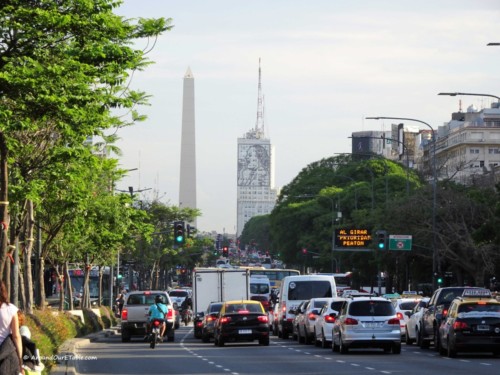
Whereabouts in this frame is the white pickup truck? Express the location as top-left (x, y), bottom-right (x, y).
top-left (120, 290), bottom-right (176, 342)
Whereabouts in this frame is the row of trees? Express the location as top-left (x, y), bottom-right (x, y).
top-left (241, 154), bottom-right (500, 293)
top-left (0, 1), bottom-right (197, 312)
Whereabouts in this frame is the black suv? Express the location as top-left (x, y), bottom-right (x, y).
top-left (419, 287), bottom-right (481, 350)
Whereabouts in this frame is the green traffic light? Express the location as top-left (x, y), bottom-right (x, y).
top-left (175, 235), bottom-right (184, 243)
top-left (378, 242), bottom-right (385, 249)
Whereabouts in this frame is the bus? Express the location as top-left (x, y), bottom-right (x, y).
top-left (68, 266), bottom-right (111, 306)
top-left (247, 268), bottom-right (301, 290)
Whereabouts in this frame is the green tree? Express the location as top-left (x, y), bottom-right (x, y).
top-left (0, 0), bottom-right (171, 294)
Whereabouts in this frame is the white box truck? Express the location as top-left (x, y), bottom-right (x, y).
top-left (192, 268), bottom-right (250, 338)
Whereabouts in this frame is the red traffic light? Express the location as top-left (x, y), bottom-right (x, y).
top-left (302, 248), bottom-right (307, 254)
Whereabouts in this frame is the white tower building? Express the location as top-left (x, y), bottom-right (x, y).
top-left (179, 67), bottom-right (197, 226)
top-left (237, 60), bottom-right (278, 237)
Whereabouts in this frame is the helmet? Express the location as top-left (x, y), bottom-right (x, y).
top-left (155, 295), bottom-right (164, 304)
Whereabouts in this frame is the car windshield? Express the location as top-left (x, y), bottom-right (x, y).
top-left (399, 301), bottom-right (418, 310)
top-left (437, 288), bottom-right (465, 304)
top-left (349, 300), bottom-right (395, 316)
top-left (250, 283), bottom-right (270, 294)
top-left (458, 303), bottom-right (500, 313)
top-left (127, 293), bottom-right (169, 306)
top-left (331, 301), bottom-right (345, 311)
top-left (225, 303), bottom-right (262, 313)
top-left (209, 304), bottom-right (223, 313)
top-left (288, 281), bottom-right (333, 300)
top-left (169, 290), bottom-right (188, 297)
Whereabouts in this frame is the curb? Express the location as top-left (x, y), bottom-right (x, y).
top-left (50, 328), bottom-right (118, 375)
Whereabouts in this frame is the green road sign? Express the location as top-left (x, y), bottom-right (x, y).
top-left (388, 235), bottom-right (412, 251)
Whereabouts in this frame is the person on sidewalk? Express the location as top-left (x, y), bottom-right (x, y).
top-left (18, 312), bottom-right (44, 375)
top-left (0, 280), bottom-right (24, 375)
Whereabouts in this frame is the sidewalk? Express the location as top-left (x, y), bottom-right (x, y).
top-left (50, 326), bottom-right (120, 375)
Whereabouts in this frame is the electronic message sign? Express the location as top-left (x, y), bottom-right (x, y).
top-left (334, 228), bottom-right (372, 249)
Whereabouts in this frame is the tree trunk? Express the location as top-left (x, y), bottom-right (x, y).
top-left (37, 257), bottom-right (46, 310)
top-left (64, 262), bottom-right (74, 310)
top-left (82, 261), bottom-right (91, 309)
top-left (23, 200), bottom-right (35, 314)
top-left (0, 132), bottom-right (10, 281)
top-left (98, 266), bottom-right (103, 307)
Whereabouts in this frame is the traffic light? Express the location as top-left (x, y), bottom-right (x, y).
top-left (376, 230), bottom-right (387, 250)
top-left (302, 248), bottom-right (307, 255)
top-left (222, 246), bottom-right (229, 257)
top-left (437, 276), bottom-right (443, 285)
top-left (173, 221), bottom-right (185, 246)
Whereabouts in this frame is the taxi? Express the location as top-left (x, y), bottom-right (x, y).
top-left (438, 288), bottom-right (500, 357)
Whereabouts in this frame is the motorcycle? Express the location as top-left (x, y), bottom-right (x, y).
top-left (149, 318), bottom-right (163, 349)
top-left (181, 308), bottom-right (193, 326)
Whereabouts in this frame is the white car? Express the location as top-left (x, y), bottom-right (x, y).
top-left (296, 298), bottom-right (330, 344)
top-left (404, 297), bottom-right (430, 345)
top-left (392, 297), bottom-right (421, 338)
top-left (313, 297), bottom-right (347, 348)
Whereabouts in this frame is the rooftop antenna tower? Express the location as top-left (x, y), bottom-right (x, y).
top-left (255, 58), bottom-right (264, 138)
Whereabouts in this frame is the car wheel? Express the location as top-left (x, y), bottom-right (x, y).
top-left (304, 328), bottom-right (312, 344)
top-left (339, 336), bottom-right (348, 354)
top-left (434, 328), bottom-right (441, 352)
top-left (392, 342), bottom-right (401, 354)
top-left (298, 327), bottom-right (305, 344)
top-left (419, 327), bottom-right (429, 349)
top-left (202, 333), bottom-right (210, 343)
top-left (121, 329), bottom-right (131, 343)
top-left (217, 336), bottom-right (225, 347)
top-left (314, 329), bottom-right (320, 347)
top-left (283, 331), bottom-right (289, 340)
top-left (321, 330), bottom-right (328, 349)
top-left (405, 330), bottom-right (413, 345)
top-left (259, 337), bottom-right (270, 346)
top-left (447, 339), bottom-right (456, 358)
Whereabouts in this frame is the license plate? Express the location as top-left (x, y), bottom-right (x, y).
top-left (239, 329), bottom-right (252, 334)
top-left (364, 322), bottom-right (379, 328)
top-left (477, 325), bottom-right (490, 331)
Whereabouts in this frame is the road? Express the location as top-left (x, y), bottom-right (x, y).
top-left (73, 325), bottom-right (499, 375)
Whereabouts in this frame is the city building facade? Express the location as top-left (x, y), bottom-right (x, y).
top-left (236, 61), bottom-right (278, 237)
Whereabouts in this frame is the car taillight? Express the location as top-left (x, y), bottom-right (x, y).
top-left (121, 309), bottom-right (128, 320)
top-left (387, 318), bottom-right (400, 325)
top-left (396, 312), bottom-right (404, 320)
top-left (453, 321), bottom-right (469, 331)
top-left (308, 313), bottom-right (316, 321)
top-left (282, 302), bottom-right (286, 313)
top-left (220, 316), bottom-right (232, 324)
top-left (258, 315), bottom-right (269, 323)
top-left (238, 310), bottom-right (250, 314)
top-left (196, 321), bottom-right (203, 327)
top-left (344, 317), bottom-right (358, 325)
top-left (325, 315), bottom-right (336, 323)
top-left (442, 309), bottom-right (448, 317)
top-left (207, 316), bottom-right (214, 322)
top-left (167, 309), bottom-right (173, 321)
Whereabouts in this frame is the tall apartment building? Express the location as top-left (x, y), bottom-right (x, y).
top-left (236, 61), bottom-right (278, 237)
top-left (432, 101), bottom-right (500, 186)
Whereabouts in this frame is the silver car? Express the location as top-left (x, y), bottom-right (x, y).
top-left (332, 296), bottom-right (401, 354)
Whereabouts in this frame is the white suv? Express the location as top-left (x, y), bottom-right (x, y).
top-left (332, 296), bottom-right (401, 354)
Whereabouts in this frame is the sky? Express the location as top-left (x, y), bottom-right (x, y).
top-left (113, 0), bottom-right (500, 235)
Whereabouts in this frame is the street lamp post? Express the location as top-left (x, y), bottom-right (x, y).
top-left (366, 116), bottom-right (438, 289)
top-left (438, 92), bottom-right (500, 101)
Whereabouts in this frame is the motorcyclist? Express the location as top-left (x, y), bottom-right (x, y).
top-left (148, 295), bottom-right (168, 340)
